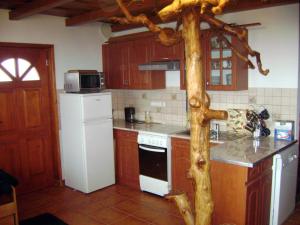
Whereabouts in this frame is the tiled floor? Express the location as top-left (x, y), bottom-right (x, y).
top-left (18, 184), bottom-right (184, 225)
top-left (18, 184), bottom-right (300, 225)
top-left (283, 203), bottom-right (300, 225)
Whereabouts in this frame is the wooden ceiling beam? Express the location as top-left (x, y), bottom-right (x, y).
top-left (111, 0), bottom-right (299, 32)
top-left (111, 15), bottom-right (165, 32)
top-left (65, 0), bottom-right (172, 26)
top-left (9, 0), bottom-right (74, 20)
top-left (65, 8), bottom-right (118, 26)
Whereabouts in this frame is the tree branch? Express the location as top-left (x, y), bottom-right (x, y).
top-left (200, 13), bottom-right (269, 75)
top-left (110, 0), bottom-right (182, 46)
top-left (217, 34), bottom-right (255, 69)
top-left (166, 193), bottom-right (195, 225)
top-left (159, 0), bottom-right (230, 21)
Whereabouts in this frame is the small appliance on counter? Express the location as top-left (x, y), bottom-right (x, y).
top-left (64, 70), bottom-right (105, 93)
top-left (124, 107), bottom-right (135, 123)
top-left (274, 120), bottom-right (294, 141)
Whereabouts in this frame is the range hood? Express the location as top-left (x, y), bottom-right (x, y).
top-left (138, 61), bottom-right (180, 71)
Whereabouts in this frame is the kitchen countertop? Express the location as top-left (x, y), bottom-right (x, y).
top-left (210, 136), bottom-right (297, 167)
top-left (171, 131), bottom-right (297, 168)
top-left (113, 119), bottom-right (186, 135)
top-left (113, 119), bottom-right (298, 168)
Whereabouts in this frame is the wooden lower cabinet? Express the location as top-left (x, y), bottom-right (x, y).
top-left (114, 129), bottom-right (140, 189)
top-left (171, 138), bottom-right (273, 225)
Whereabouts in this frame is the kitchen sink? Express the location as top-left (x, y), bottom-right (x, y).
top-left (176, 130), bottom-right (247, 143)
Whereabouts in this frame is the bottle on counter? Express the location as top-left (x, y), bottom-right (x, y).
top-left (145, 111), bottom-right (152, 124)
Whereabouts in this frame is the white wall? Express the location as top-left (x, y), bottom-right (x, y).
top-left (113, 3), bottom-right (299, 89)
top-left (219, 4), bottom-right (299, 88)
top-left (0, 9), bottom-right (106, 89)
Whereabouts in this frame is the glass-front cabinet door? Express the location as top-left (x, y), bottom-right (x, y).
top-left (205, 30), bottom-right (248, 91)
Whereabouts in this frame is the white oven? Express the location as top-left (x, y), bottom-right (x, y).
top-left (137, 132), bottom-right (171, 196)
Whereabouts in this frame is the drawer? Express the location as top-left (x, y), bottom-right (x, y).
top-left (114, 129), bottom-right (138, 139)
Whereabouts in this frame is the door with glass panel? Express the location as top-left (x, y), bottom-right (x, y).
top-left (0, 46), bottom-right (55, 193)
top-left (205, 30), bottom-right (248, 91)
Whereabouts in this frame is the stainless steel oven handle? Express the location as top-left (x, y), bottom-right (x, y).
top-left (139, 145), bottom-right (165, 153)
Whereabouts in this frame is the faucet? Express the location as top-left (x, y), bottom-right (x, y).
top-left (211, 123), bottom-right (220, 140)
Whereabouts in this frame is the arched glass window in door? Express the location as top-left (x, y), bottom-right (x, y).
top-left (0, 58), bottom-right (40, 82)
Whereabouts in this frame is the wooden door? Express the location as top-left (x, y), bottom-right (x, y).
top-left (102, 44), bottom-right (111, 88)
top-left (0, 46), bottom-right (56, 194)
top-left (171, 138), bottom-right (195, 203)
top-left (107, 42), bottom-right (123, 89)
top-left (115, 130), bottom-right (139, 189)
top-left (151, 39), bottom-right (176, 61)
top-left (130, 38), bottom-right (151, 89)
top-left (246, 179), bottom-right (261, 225)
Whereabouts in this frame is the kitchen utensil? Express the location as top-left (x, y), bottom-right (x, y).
top-left (125, 107), bottom-right (135, 123)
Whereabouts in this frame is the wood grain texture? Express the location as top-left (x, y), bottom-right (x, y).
top-left (9, 0), bottom-right (74, 20)
top-left (171, 137), bottom-right (274, 225)
top-left (0, 44), bottom-right (57, 194)
top-left (114, 130), bottom-right (140, 190)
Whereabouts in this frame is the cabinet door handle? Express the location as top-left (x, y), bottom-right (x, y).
top-left (139, 145), bottom-right (165, 153)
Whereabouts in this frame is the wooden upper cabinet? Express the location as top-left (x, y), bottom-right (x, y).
top-left (103, 41), bottom-right (130, 89)
top-left (151, 38), bottom-right (176, 61)
top-left (180, 29), bottom-right (248, 91)
top-left (204, 29), bottom-right (248, 91)
top-left (103, 32), bottom-right (186, 90)
top-left (102, 44), bottom-right (111, 88)
top-left (129, 37), bottom-right (165, 89)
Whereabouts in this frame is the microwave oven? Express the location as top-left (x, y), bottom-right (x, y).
top-left (64, 70), bottom-right (105, 93)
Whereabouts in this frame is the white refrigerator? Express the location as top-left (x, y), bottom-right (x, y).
top-left (59, 92), bottom-right (115, 193)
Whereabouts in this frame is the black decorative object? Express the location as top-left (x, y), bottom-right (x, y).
top-left (245, 108), bottom-right (271, 137)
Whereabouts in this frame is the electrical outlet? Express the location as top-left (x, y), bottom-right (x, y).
top-left (150, 101), bottom-right (166, 107)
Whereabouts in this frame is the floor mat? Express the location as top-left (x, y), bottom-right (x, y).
top-left (20, 213), bottom-right (68, 225)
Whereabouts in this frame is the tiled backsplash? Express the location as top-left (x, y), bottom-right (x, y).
top-left (111, 88), bottom-right (298, 135)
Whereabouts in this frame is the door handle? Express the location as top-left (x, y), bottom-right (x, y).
top-left (139, 145), bottom-right (165, 153)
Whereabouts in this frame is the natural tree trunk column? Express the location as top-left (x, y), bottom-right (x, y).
top-left (183, 9), bottom-right (213, 225)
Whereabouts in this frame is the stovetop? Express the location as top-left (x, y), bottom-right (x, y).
top-left (113, 119), bottom-right (186, 135)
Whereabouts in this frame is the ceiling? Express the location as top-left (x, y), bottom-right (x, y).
top-left (0, 0), bottom-right (298, 31)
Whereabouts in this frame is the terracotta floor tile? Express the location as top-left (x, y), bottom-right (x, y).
top-left (18, 184), bottom-right (300, 225)
top-left (99, 193), bottom-right (128, 207)
top-left (88, 207), bottom-right (129, 224)
top-left (113, 199), bottom-right (145, 213)
top-left (110, 215), bottom-right (150, 225)
top-left (130, 193), bottom-right (181, 216)
top-left (151, 212), bottom-right (185, 225)
top-left (114, 199), bottom-right (161, 223)
top-left (55, 210), bottom-right (104, 225)
top-left (71, 200), bottom-right (105, 216)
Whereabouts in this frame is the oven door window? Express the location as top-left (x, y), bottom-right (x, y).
top-left (138, 144), bottom-right (167, 181)
top-left (80, 74), bottom-right (100, 89)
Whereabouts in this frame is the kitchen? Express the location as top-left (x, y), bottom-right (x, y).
top-left (0, 1), bottom-right (299, 225)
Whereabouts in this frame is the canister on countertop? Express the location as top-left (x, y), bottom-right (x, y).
top-left (274, 120), bottom-right (294, 141)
